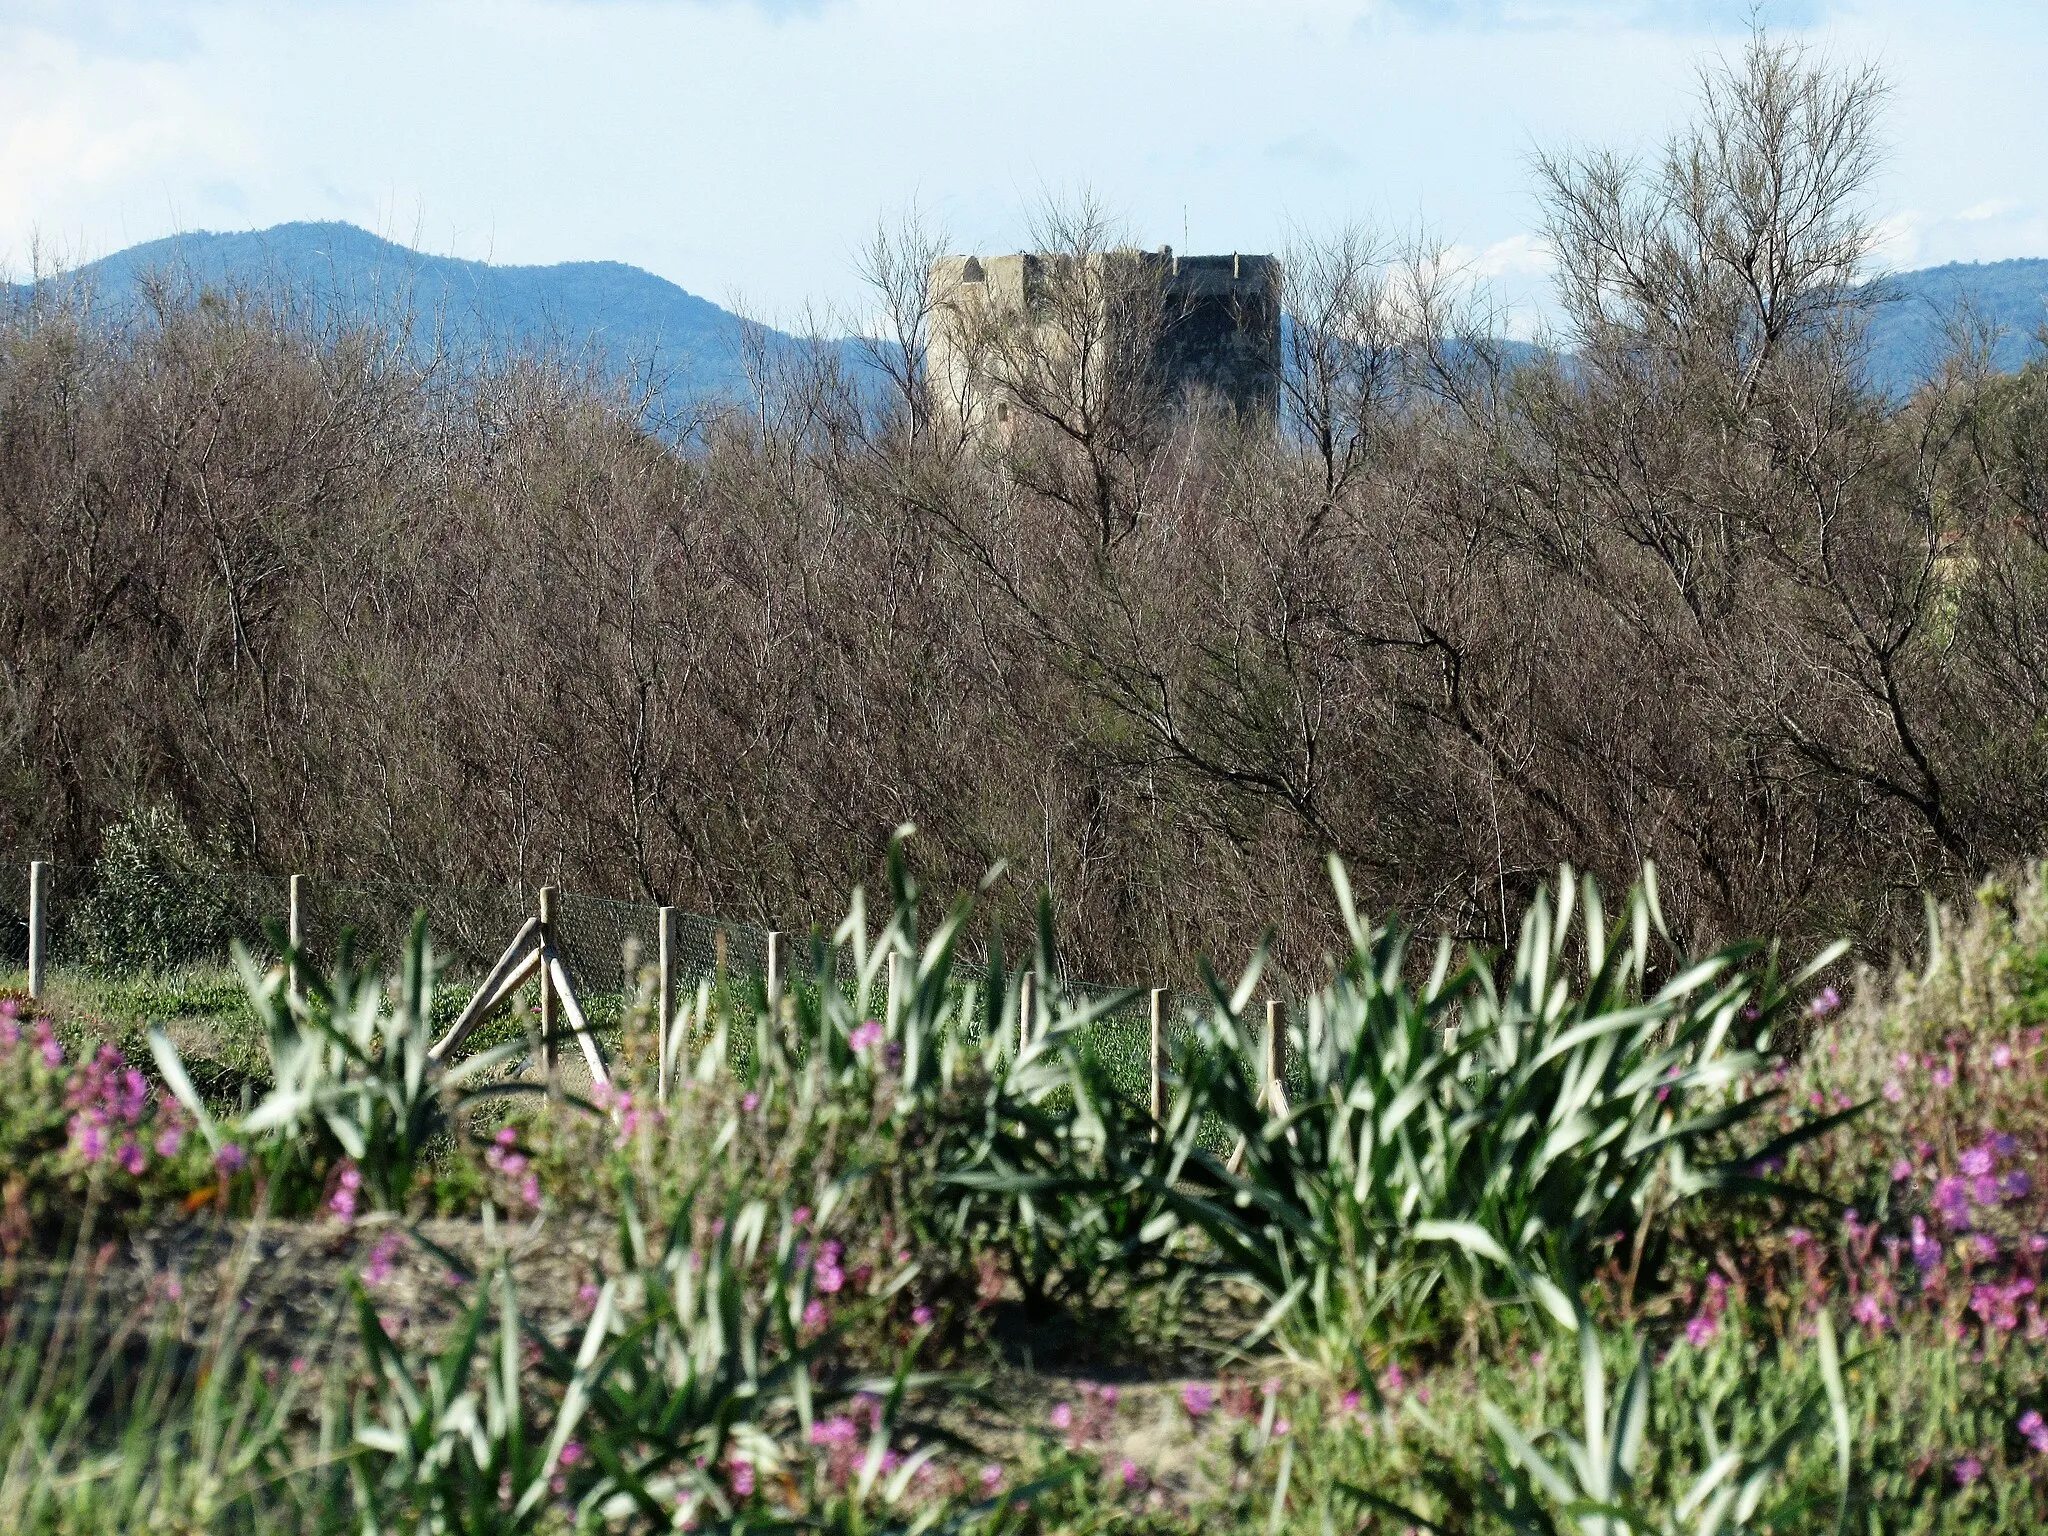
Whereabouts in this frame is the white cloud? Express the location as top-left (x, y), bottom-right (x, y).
top-left (1958, 197), bottom-right (2025, 224)
top-left (1466, 231), bottom-right (1554, 280)
top-left (0, 27), bottom-right (254, 272)
top-left (1869, 210), bottom-right (1925, 270)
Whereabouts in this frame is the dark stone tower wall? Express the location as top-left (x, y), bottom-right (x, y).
top-left (1154, 254), bottom-right (1281, 416)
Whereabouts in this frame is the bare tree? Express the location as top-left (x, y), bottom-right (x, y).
top-left (851, 204), bottom-right (951, 441)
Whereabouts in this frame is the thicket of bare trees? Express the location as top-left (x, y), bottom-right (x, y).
top-left (4, 36), bottom-right (2045, 980)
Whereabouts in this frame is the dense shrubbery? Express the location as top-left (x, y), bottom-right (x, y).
top-left (5, 36), bottom-right (2047, 985)
top-left (5, 846), bottom-right (2048, 1531)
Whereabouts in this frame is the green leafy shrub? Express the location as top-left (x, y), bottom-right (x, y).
top-left (1152, 859), bottom-right (1850, 1373)
top-left (150, 916), bottom-right (540, 1217)
top-left (72, 804), bottom-right (243, 975)
top-left (524, 834), bottom-right (1197, 1359)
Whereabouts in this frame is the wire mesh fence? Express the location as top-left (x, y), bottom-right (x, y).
top-left (0, 850), bottom-right (1286, 1103)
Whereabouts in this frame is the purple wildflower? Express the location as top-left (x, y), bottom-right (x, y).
top-left (1911, 1217), bottom-right (1943, 1271)
top-left (1935, 1177), bottom-right (1972, 1227)
top-left (362, 1231), bottom-right (407, 1288)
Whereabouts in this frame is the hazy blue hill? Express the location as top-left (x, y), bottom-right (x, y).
top-left (7, 221), bottom-right (792, 413)
top-left (1867, 259), bottom-right (2048, 393)
top-left (14, 221), bottom-right (2048, 409)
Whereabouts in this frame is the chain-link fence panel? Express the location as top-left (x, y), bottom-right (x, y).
top-left (0, 858), bottom-right (283, 974)
top-left (0, 848), bottom-right (1280, 1114)
top-left (0, 859), bottom-right (29, 968)
top-left (298, 877), bottom-right (534, 981)
top-left (550, 891), bottom-right (658, 998)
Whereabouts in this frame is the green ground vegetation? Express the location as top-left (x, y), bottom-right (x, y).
top-left (3, 843), bottom-right (2047, 1533)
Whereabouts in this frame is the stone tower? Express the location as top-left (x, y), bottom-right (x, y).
top-left (928, 247), bottom-right (1280, 432)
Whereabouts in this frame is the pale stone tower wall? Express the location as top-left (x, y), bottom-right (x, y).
top-left (929, 247), bottom-right (1280, 432)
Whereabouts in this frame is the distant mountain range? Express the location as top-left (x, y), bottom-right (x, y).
top-left (9, 221), bottom-right (2048, 409)
top-left (1865, 258), bottom-right (2048, 384)
top-left (4, 222), bottom-right (797, 417)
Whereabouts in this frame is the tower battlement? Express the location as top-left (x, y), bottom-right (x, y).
top-left (929, 247), bottom-right (1281, 428)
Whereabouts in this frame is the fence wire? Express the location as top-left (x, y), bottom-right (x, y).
top-left (1, 852), bottom-right (1280, 1096)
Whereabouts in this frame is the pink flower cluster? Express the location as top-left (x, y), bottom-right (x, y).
top-left (1831, 1196), bottom-right (2048, 1346)
top-left (849, 1019), bottom-right (885, 1053)
top-left (483, 1125), bottom-right (541, 1209)
top-left (1927, 1134), bottom-right (2032, 1229)
top-left (1046, 1381), bottom-right (1120, 1451)
top-left (329, 1161), bottom-right (363, 1222)
top-left (1967, 1275), bottom-right (2038, 1334)
top-left (1683, 1272), bottom-right (1731, 1348)
top-left (65, 1041), bottom-right (157, 1173)
top-left (592, 1083), bottom-right (654, 1148)
top-left (812, 1239), bottom-right (846, 1294)
top-left (361, 1229), bottom-right (408, 1287)
top-left (808, 1394), bottom-right (900, 1488)
top-left (0, 1001), bottom-right (66, 1070)
top-left (726, 1456), bottom-right (755, 1498)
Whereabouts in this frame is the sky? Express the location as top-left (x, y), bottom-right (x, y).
top-left (2, 0), bottom-right (2044, 333)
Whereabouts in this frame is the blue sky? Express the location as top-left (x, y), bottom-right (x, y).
top-left (1, 0), bottom-right (2042, 331)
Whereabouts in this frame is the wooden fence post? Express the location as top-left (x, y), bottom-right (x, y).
top-left (886, 950), bottom-right (901, 1021)
top-left (26, 860), bottom-right (48, 999)
top-left (765, 930), bottom-right (782, 1018)
top-left (538, 886), bottom-right (558, 1075)
top-left (1017, 972), bottom-right (1036, 1054)
top-left (1265, 998), bottom-right (1286, 1113)
top-left (1149, 986), bottom-right (1167, 1135)
top-left (287, 873), bottom-right (305, 1000)
top-left (657, 905), bottom-right (677, 1104)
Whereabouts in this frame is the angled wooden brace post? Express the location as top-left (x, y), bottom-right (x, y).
top-left (427, 892), bottom-right (613, 1089)
top-left (539, 933), bottom-right (611, 1087)
top-left (1225, 998), bottom-right (1290, 1177)
top-left (430, 916), bottom-right (544, 1063)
